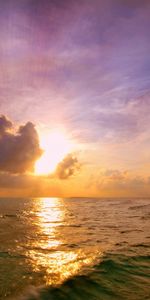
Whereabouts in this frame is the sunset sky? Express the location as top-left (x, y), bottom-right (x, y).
top-left (0, 0), bottom-right (150, 197)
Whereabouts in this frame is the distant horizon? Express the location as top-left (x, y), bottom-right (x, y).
top-left (0, 196), bottom-right (150, 199)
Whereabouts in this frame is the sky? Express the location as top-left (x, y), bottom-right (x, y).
top-left (0, 0), bottom-right (150, 197)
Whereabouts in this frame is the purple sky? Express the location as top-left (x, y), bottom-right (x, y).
top-left (0, 0), bottom-right (150, 196)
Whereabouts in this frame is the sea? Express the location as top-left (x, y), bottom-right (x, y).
top-left (0, 197), bottom-right (150, 300)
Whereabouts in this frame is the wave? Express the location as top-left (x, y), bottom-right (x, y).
top-left (17, 253), bottom-right (150, 300)
top-left (129, 204), bottom-right (150, 210)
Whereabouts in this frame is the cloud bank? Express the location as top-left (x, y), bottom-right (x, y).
top-left (0, 115), bottom-right (42, 174)
top-left (88, 168), bottom-right (150, 195)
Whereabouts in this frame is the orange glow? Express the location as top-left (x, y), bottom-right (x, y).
top-left (26, 198), bottom-right (103, 285)
top-left (35, 130), bottom-right (73, 175)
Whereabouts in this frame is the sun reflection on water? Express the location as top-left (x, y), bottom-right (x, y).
top-left (29, 197), bottom-right (63, 251)
top-left (26, 198), bottom-right (103, 285)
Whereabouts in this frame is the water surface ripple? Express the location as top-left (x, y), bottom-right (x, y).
top-left (0, 197), bottom-right (149, 299)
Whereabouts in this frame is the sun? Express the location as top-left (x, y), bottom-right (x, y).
top-left (35, 129), bottom-right (73, 175)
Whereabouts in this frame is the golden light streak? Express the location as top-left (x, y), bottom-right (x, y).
top-left (35, 129), bottom-right (73, 175)
top-left (25, 198), bottom-right (103, 285)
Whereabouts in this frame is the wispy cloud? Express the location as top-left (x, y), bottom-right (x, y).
top-left (89, 168), bottom-right (150, 196)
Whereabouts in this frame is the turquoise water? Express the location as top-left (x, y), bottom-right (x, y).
top-left (0, 198), bottom-right (150, 299)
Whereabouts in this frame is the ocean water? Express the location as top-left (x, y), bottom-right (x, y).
top-left (0, 197), bottom-right (150, 300)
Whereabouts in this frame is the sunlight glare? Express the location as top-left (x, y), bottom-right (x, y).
top-left (35, 130), bottom-right (73, 175)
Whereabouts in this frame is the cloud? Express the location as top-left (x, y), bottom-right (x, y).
top-left (0, 115), bottom-right (12, 136)
top-left (103, 169), bottom-right (128, 181)
top-left (91, 169), bottom-right (128, 189)
top-left (55, 153), bottom-right (80, 179)
top-left (0, 115), bottom-right (42, 174)
top-left (0, 0), bottom-right (150, 147)
top-left (89, 168), bottom-right (150, 195)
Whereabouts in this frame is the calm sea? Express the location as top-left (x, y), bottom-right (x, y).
top-left (0, 197), bottom-right (150, 300)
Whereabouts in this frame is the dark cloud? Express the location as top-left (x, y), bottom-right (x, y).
top-left (0, 115), bottom-right (12, 136)
top-left (55, 154), bottom-right (80, 179)
top-left (0, 115), bottom-right (42, 174)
